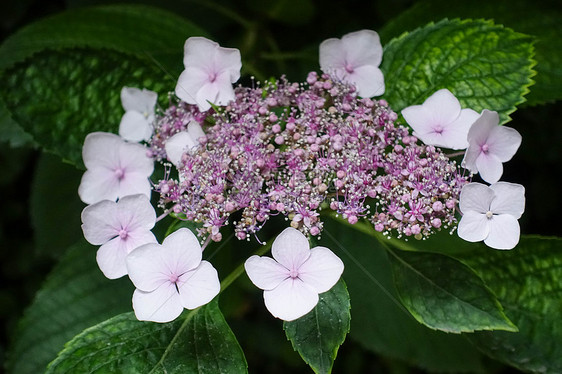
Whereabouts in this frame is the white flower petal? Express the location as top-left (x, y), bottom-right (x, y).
top-left (175, 68), bottom-right (208, 106)
top-left (271, 227), bottom-right (311, 270)
top-left (96, 237), bottom-right (130, 279)
top-left (126, 242), bottom-right (170, 292)
top-left (187, 121), bottom-right (205, 141)
top-left (81, 200), bottom-right (120, 244)
top-left (120, 87), bottom-right (157, 113)
top-left (349, 65), bottom-right (385, 97)
top-left (487, 125), bottom-right (522, 162)
top-left (444, 108), bottom-right (480, 150)
top-left (78, 167), bottom-right (121, 204)
top-left (484, 214), bottom-right (520, 250)
top-left (463, 110), bottom-right (498, 173)
top-left (341, 29), bottom-right (383, 68)
top-left (178, 261), bottom-right (220, 310)
top-left (263, 278), bottom-right (319, 321)
top-left (114, 194), bottom-right (156, 233)
top-left (82, 132), bottom-right (121, 170)
top-left (457, 211), bottom-right (490, 243)
top-left (319, 38), bottom-right (347, 69)
top-left (119, 111), bottom-right (153, 142)
top-left (459, 182), bottom-right (494, 214)
top-left (195, 82), bottom-right (220, 112)
top-left (490, 182), bottom-right (525, 218)
top-left (475, 153), bottom-right (503, 184)
top-left (422, 89), bottom-right (462, 126)
top-left (165, 131), bottom-right (199, 166)
top-left (118, 142), bottom-right (154, 176)
top-left (298, 246), bottom-right (344, 293)
top-left (161, 228), bottom-right (203, 272)
top-left (245, 255), bottom-right (290, 290)
top-left (132, 283), bottom-right (184, 323)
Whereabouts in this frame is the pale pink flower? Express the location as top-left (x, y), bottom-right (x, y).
top-left (462, 110), bottom-right (522, 183)
top-left (164, 121), bottom-right (206, 167)
top-left (458, 182), bottom-right (525, 250)
top-left (244, 227), bottom-right (344, 321)
top-left (401, 89), bottom-right (479, 149)
top-left (81, 194), bottom-right (157, 279)
top-left (319, 29), bottom-right (385, 97)
top-left (126, 228), bottom-right (220, 323)
top-left (175, 37), bottom-right (242, 112)
top-left (119, 87), bottom-right (157, 142)
top-left (78, 132), bottom-right (154, 204)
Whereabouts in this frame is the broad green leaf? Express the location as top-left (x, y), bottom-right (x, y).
top-left (46, 299), bottom-right (248, 374)
top-left (320, 218), bottom-right (488, 373)
top-left (379, 0), bottom-right (562, 106)
top-left (30, 153), bottom-right (84, 258)
top-left (0, 5), bottom-right (206, 167)
top-left (0, 96), bottom-right (34, 147)
top-left (461, 236), bottom-right (562, 373)
top-left (388, 249), bottom-right (517, 333)
top-left (284, 279), bottom-right (351, 374)
top-left (380, 18), bottom-right (535, 124)
top-left (5, 241), bottom-right (134, 374)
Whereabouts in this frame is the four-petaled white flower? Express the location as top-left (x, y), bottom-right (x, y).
top-left (119, 87), bottom-right (158, 142)
top-left (458, 182), bottom-right (525, 250)
top-left (244, 227), bottom-right (344, 321)
top-left (78, 132), bottom-right (154, 204)
top-left (462, 110), bottom-right (522, 184)
top-left (81, 194), bottom-right (157, 279)
top-left (401, 89), bottom-right (480, 150)
top-left (164, 121), bottom-right (206, 167)
top-left (175, 37), bottom-right (242, 112)
top-left (126, 228), bottom-right (221, 323)
top-left (319, 29), bottom-right (385, 98)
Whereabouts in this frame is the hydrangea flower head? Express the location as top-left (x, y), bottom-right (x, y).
top-left (126, 228), bottom-right (221, 323)
top-left (175, 36), bottom-right (242, 112)
top-left (78, 132), bottom-right (154, 204)
top-left (458, 182), bottom-right (525, 250)
top-left (462, 110), bottom-right (522, 183)
top-left (81, 194), bottom-right (157, 279)
top-left (119, 87), bottom-right (158, 142)
top-left (319, 29), bottom-right (385, 97)
top-left (401, 89), bottom-right (479, 149)
top-left (244, 227), bottom-right (344, 321)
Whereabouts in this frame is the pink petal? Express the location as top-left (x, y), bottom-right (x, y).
top-left (126, 242), bottom-right (170, 291)
top-left (117, 172), bottom-right (153, 200)
top-left (132, 284), bottom-right (184, 323)
top-left (244, 255), bottom-right (290, 290)
top-left (341, 29), bottom-right (382, 68)
top-left (195, 81), bottom-right (220, 112)
top-left (467, 110), bottom-right (498, 146)
top-left (402, 105), bottom-right (434, 137)
top-left (263, 278), bottom-right (319, 321)
top-left (118, 142), bottom-right (154, 176)
top-left (120, 87), bottom-right (157, 113)
top-left (475, 153), bottom-right (503, 184)
top-left (349, 65), bottom-right (385, 97)
top-left (443, 108), bottom-right (480, 150)
top-left (423, 89), bottom-right (462, 127)
top-left (484, 214), bottom-right (520, 250)
top-left (211, 47), bottom-right (242, 83)
top-left (175, 67), bottom-right (208, 105)
top-left (119, 111), bottom-right (152, 142)
top-left (82, 132), bottom-right (121, 170)
top-left (319, 38), bottom-right (347, 70)
top-left (187, 121), bottom-right (205, 142)
top-left (490, 182), bottom-right (525, 218)
top-left (96, 237), bottom-right (130, 279)
top-left (183, 37), bottom-right (221, 69)
top-left (78, 167), bottom-right (120, 204)
top-left (457, 211), bottom-right (490, 243)
top-left (459, 183), bottom-right (494, 214)
top-left (271, 227), bottom-right (311, 270)
top-left (487, 125), bottom-right (522, 162)
top-left (178, 261), bottom-right (220, 310)
top-left (298, 246), bottom-right (344, 293)
top-left (115, 194), bottom-right (156, 233)
top-left (211, 71), bottom-right (237, 106)
top-left (81, 200), bottom-right (120, 244)
top-left (161, 228), bottom-right (203, 272)
top-left (165, 131), bottom-right (199, 166)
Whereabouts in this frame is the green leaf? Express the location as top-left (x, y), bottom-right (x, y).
top-left (30, 153), bottom-right (85, 258)
top-left (320, 218), bottom-right (488, 373)
top-left (46, 299), bottom-right (248, 374)
top-left (0, 95), bottom-right (34, 147)
top-left (460, 236), bottom-right (562, 373)
top-left (380, 18), bottom-right (535, 124)
top-left (0, 5), bottom-right (206, 166)
top-left (379, 0), bottom-right (562, 106)
top-left (388, 249), bottom-right (517, 333)
top-left (5, 241), bottom-right (134, 374)
top-left (283, 279), bottom-right (351, 374)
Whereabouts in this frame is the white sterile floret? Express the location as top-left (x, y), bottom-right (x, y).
top-left (458, 182), bottom-right (525, 250)
top-left (164, 121), bottom-right (206, 167)
top-left (401, 89), bottom-right (480, 150)
top-left (119, 87), bottom-right (158, 142)
top-left (78, 132), bottom-right (154, 204)
top-left (244, 227), bottom-right (344, 321)
top-left (81, 194), bottom-right (157, 279)
top-left (126, 228), bottom-right (220, 323)
top-left (175, 37), bottom-right (242, 112)
top-left (319, 29), bottom-right (385, 97)
top-left (462, 110), bottom-right (522, 184)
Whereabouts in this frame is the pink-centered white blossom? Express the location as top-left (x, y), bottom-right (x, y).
top-left (462, 110), bottom-right (522, 184)
top-left (319, 29), bottom-right (385, 97)
top-left (126, 228), bottom-right (220, 323)
top-left (81, 194), bottom-right (157, 279)
top-left (119, 87), bottom-right (158, 142)
top-left (244, 227), bottom-right (344, 321)
top-left (78, 132), bottom-right (154, 204)
top-left (164, 121), bottom-right (206, 167)
top-left (401, 89), bottom-right (480, 149)
top-left (458, 182), bottom-right (525, 250)
top-left (175, 37), bottom-right (242, 112)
